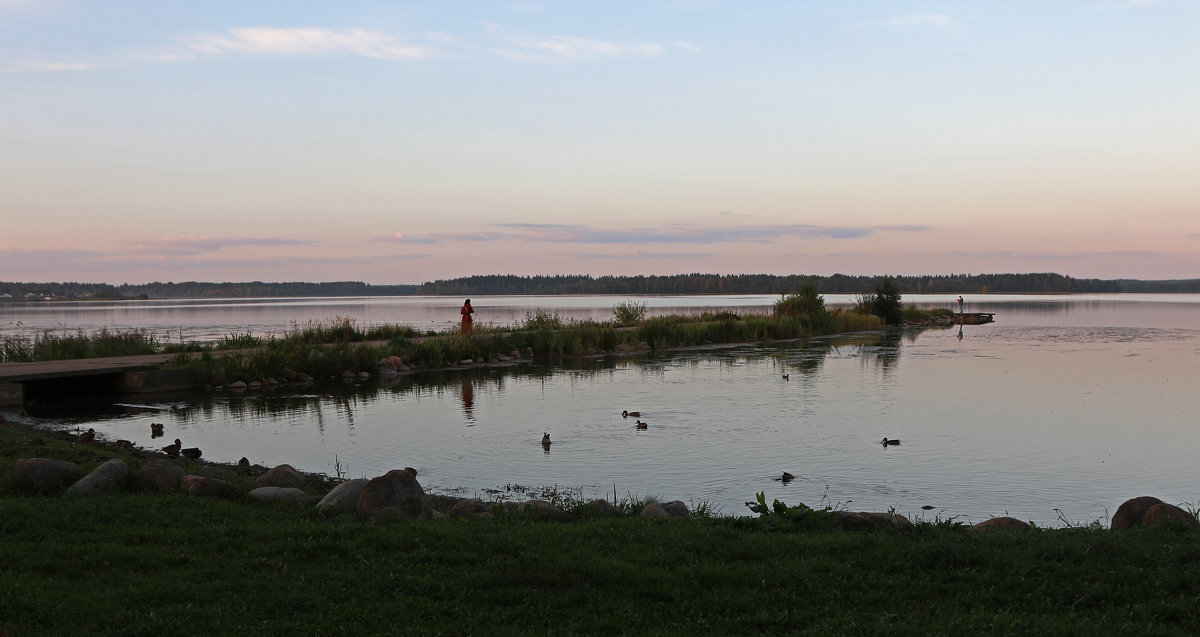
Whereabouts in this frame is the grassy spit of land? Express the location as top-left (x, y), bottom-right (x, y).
top-left (3, 291), bottom-right (948, 386)
top-left (2, 422), bottom-right (1200, 635)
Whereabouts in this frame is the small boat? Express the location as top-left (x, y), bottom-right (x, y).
top-left (952, 312), bottom-right (995, 325)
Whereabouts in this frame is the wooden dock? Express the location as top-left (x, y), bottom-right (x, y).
top-left (952, 312), bottom-right (995, 325)
top-left (0, 354), bottom-right (175, 383)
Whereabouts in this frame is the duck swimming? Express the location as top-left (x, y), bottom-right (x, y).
top-left (881, 437), bottom-right (901, 446)
top-left (781, 472), bottom-right (795, 482)
top-left (541, 432), bottom-right (552, 446)
top-left (622, 410), bottom-right (641, 418)
top-left (635, 420), bottom-right (648, 429)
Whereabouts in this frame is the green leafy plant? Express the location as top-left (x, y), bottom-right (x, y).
top-left (613, 300), bottom-right (647, 324)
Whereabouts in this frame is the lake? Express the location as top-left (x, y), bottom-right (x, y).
top-left (5, 293), bottom-right (1199, 526)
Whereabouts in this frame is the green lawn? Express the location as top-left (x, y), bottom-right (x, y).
top-left (3, 423), bottom-right (1199, 635)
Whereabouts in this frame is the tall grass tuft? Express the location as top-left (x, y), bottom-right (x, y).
top-left (1, 328), bottom-right (160, 362)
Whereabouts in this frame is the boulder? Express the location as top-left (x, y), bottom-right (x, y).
top-left (1141, 503), bottom-right (1199, 528)
top-left (357, 469), bottom-right (431, 520)
top-left (1111, 496), bottom-right (1164, 530)
top-left (969, 516), bottom-right (1034, 533)
top-left (141, 458), bottom-right (186, 492)
top-left (248, 487), bottom-right (308, 503)
top-left (448, 498), bottom-right (495, 519)
top-left (65, 459), bottom-right (128, 495)
top-left (315, 478), bottom-right (369, 512)
top-left (197, 466), bottom-right (239, 483)
top-left (254, 464), bottom-right (306, 489)
top-left (831, 511), bottom-right (913, 531)
top-left (641, 500), bottom-right (690, 518)
top-left (181, 475), bottom-right (241, 499)
top-left (13, 458), bottom-right (83, 493)
top-left (661, 500), bottom-right (691, 518)
top-left (519, 499), bottom-right (564, 519)
top-left (579, 499), bottom-right (621, 518)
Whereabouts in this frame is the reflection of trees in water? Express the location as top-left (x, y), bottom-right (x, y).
top-left (165, 328), bottom-right (944, 421)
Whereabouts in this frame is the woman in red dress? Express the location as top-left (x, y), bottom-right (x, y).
top-left (460, 299), bottom-right (474, 334)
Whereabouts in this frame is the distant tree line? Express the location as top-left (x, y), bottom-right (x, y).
top-left (3, 273), bottom-right (1198, 300)
top-left (413, 272), bottom-right (1132, 296)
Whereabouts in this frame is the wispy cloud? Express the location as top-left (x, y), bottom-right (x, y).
top-left (385, 222), bottom-right (927, 245)
top-left (485, 25), bottom-right (669, 63)
top-left (124, 236), bottom-right (317, 256)
top-left (887, 12), bottom-right (959, 31)
top-left (187, 27), bottom-right (434, 60)
top-left (0, 59), bottom-right (89, 73)
top-left (852, 12), bottom-right (960, 33)
top-left (561, 250), bottom-right (715, 259)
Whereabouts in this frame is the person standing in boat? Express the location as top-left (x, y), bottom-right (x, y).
top-left (460, 299), bottom-right (475, 334)
top-left (956, 296), bottom-right (964, 314)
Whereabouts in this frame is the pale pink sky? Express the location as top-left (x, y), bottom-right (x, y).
top-left (3, 1), bottom-right (1198, 284)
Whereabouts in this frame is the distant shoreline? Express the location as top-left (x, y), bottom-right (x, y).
top-left (5, 272), bottom-right (1200, 300)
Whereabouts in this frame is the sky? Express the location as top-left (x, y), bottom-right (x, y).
top-left (2, 1), bottom-right (1198, 285)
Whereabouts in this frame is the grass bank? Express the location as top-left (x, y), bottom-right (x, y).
top-left (156, 308), bottom-right (896, 387)
top-left (3, 423), bottom-right (1200, 635)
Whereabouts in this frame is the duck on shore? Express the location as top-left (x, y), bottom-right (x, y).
top-left (162, 439), bottom-right (182, 458)
top-left (181, 446), bottom-right (202, 460)
top-left (76, 428), bottom-right (96, 445)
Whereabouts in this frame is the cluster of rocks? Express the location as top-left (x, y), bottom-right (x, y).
top-left (11, 457), bottom-right (1198, 530)
top-left (8, 456), bottom-right (695, 522)
top-left (1110, 496), bottom-right (1198, 530)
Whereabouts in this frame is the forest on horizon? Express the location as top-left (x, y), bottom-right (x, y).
top-left (3, 272), bottom-right (1199, 299)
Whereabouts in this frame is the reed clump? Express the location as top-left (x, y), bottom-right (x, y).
top-left (1, 328), bottom-right (161, 362)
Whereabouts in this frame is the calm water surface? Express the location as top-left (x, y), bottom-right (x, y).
top-left (8, 294), bottom-right (1199, 526)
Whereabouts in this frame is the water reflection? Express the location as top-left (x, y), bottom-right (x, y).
top-left (140, 331), bottom-right (914, 429)
top-left (22, 300), bottom-right (1200, 527)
